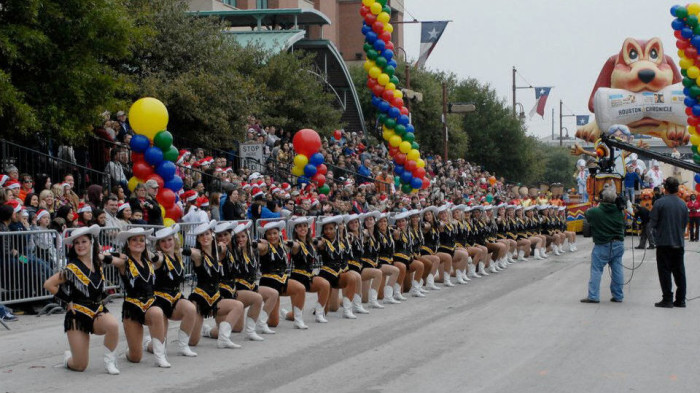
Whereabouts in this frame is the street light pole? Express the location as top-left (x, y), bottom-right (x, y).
top-left (442, 82), bottom-right (448, 161)
top-left (559, 99), bottom-right (577, 147)
top-left (512, 66), bottom-right (516, 117)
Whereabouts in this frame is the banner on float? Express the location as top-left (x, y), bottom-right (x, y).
top-left (593, 84), bottom-right (687, 132)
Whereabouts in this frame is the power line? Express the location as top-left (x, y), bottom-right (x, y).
top-left (395, 0), bottom-right (419, 22)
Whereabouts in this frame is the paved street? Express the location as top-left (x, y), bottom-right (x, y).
top-left (2, 237), bottom-right (699, 393)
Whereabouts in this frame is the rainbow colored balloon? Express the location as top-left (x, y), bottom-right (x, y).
top-left (671, 3), bottom-right (700, 191)
top-left (359, 0), bottom-right (427, 193)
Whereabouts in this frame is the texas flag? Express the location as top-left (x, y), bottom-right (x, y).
top-left (416, 21), bottom-right (449, 68)
top-left (528, 87), bottom-right (552, 119)
top-left (576, 115), bottom-right (590, 126)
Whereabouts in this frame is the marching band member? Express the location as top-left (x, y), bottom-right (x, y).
top-left (523, 206), bottom-right (545, 260)
top-left (470, 206), bottom-right (492, 276)
top-left (346, 214), bottom-right (384, 309)
top-left (188, 221), bottom-right (245, 349)
top-left (558, 207), bottom-right (578, 251)
top-left (337, 215), bottom-right (369, 314)
top-left (368, 212), bottom-right (402, 304)
top-left (509, 206), bottom-right (533, 261)
top-left (486, 205), bottom-right (509, 271)
top-left (535, 205), bottom-right (552, 258)
top-left (456, 206), bottom-right (485, 280)
top-left (496, 204), bottom-right (518, 264)
top-left (418, 207), bottom-right (443, 290)
top-left (214, 221), bottom-right (264, 341)
top-left (43, 225), bottom-right (120, 374)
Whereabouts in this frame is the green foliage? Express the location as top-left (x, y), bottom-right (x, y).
top-left (534, 144), bottom-right (578, 188)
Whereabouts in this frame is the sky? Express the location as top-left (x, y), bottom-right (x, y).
top-left (400, 0), bottom-right (683, 140)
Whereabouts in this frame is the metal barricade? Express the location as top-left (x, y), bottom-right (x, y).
top-left (0, 230), bottom-right (61, 305)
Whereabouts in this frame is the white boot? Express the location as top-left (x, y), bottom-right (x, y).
top-left (314, 302), bottom-right (328, 323)
top-left (217, 322), bottom-right (242, 349)
top-left (478, 261), bottom-right (489, 276)
top-left (426, 274), bottom-right (441, 290)
top-left (342, 297), bottom-right (357, 319)
top-left (63, 350), bottom-right (72, 370)
top-left (571, 242), bottom-right (577, 251)
top-left (293, 306), bottom-right (309, 329)
top-left (410, 280), bottom-right (427, 297)
top-left (418, 279), bottom-right (430, 293)
top-left (467, 264), bottom-right (481, 278)
top-left (533, 248), bottom-right (543, 260)
top-left (368, 288), bottom-right (384, 309)
top-left (201, 323), bottom-right (213, 338)
top-left (454, 270), bottom-right (467, 285)
top-left (383, 286), bottom-right (401, 304)
top-left (152, 338), bottom-right (171, 368)
top-left (488, 262), bottom-right (499, 274)
top-left (103, 346), bottom-right (120, 375)
top-left (443, 272), bottom-right (455, 287)
top-left (176, 329), bottom-right (198, 357)
top-left (507, 252), bottom-right (516, 264)
top-left (353, 294), bottom-right (370, 314)
top-left (256, 310), bottom-right (276, 334)
top-left (553, 245), bottom-right (562, 256)
top-left (142, 333), bottom-right (152, 353)
top-left (518, 250), bottom-right (526, 261)
top-left (499, 258), bottom-right (509, 269)
top-left (394, 283), bottom-right (408, 300)
top-left (246, 317), bottom-right (264, 341)
top-left (541, 247), bottom-right (549, 258)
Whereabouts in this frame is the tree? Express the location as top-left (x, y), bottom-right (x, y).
top-left (0, 0), bottom-right (138, 142)
top-left (534, 144), bottom-right (578, 188)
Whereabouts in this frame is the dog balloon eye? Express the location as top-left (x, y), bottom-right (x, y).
top-left (628, 49), bottom-right (639, 62)
top-left (650, 48), bottom-right (659, 60)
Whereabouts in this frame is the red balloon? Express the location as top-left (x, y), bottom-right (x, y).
top-left (145, 173), bottom-right (164, 189)
top-left (421, 179), bottom-right (430, 189)
top-left (372, 21), bottom-right (384, 34)
top-left (696, 183), bottom-right (700, 192)
top-left (391, 97), bottom-right (404, 108)
top-left (367, 78), bottom-right (378, 89)
top-left (359, 5), bottom-right (369, 16)
top-left (687, 107), bottom-right (694, 116)
top-left (317, 164), bottom-right (328, 175)
top-left (675, 30), bottom-right (684, 39)
top-left (380, 31), bottom-right (392, 43)
top-left (164, 204), bottom-right (182, 221)
top-left (394, 153), bottom-right (406, 165)
top-left (689, 116), bottom-right (700, 127)
top-left (413, 167), bottom-right (426, 178)
top-left (677, 39), bottom-right (690, 50)
top-left (157, 188), bottom-right (176, 208)
top-left (404, 160), bottom-right (417, 172)
top-left (372, 84), bottom-right (385, 98)
top-left (333, 130), bottom-right (342, 140)
top-left (385, 41), bottom-right (394, 51)
top-left (364, 13), bottom-right (377, 25)
top-left (312, 173), bottom-right (326, 187)
top-left (382, 89), bottom-right (395, 102)
top-left (389, 147), bottom-right (398, 156)
top-left (400, 107), bottom-right (409, 115)
top-left (687, 47), bottom-right (698, 58)
top-left (293, 129), bottom-right (322, 156)
top-left (131, 152), bottom-right (145, 163)
top-left (133, 161), bottom-right (153, 180)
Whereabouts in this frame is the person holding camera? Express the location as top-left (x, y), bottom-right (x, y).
top-left (581, 186), bottom-right (626, 304)
top-left (650, 177), bottom-right (689, 308)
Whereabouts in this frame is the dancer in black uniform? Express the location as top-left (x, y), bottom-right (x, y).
top-left (392, 211), bottom-right (426, 297)
top-left (316, 215), bottom-right (359, 319)
top-left (350, 213), bottom-right (384, 309)
top-left (341, 214), bottom-right (371, 314)
top-left (449, 206), bottom-right (471, 285)
top-left (407, 209), bottom-right (433, 293)
top-left (419, 207), bottom-right (443, 290)
top-left (436, 205), bottom-right (456, 287)
top-left (368, 212), bottom-right (401, 304)
top-left (43, 225), bottom-right (120, 374)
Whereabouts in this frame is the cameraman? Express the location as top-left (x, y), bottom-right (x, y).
top-left (581, 186), bottom-right (626, 304)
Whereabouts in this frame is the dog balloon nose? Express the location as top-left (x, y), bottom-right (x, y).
top-left (638, 69), bottom-right (656, 84)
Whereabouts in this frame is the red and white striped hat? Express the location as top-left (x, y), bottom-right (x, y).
top-left (281, 183), bottom-right (291, 191)
top-left (118, 202), bottom-right (130, 212)
top-left (177, 150), bottom-right (191, 165)
top-left (271, 187), bottom-right (282, 195)
top-left (77, 202), bottom-right (92, 214)
top-left (195, 196), bottom-right (209, 208)
top-left (36, 209), bottom-right (50, 221)
top-left (251, 187), bottom-right (264, 199)
top-left (0, 174), bottom-right (8, 187)
top-left (181, 190), bottom-right (198, 203)
top-left (214, 167), bottom-right (223, 173)
top-left (203, 156), bottom-right (214, 166)
top-left (241, 182), bottom-right (251, 190)
top-left (5, 200), bottom-right (21, 213)
top-left (224, 167), bottom-right (233, 173)
top-left (4, 179), bottom-right (20, 190)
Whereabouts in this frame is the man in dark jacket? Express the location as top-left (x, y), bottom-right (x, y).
top-left (649, 177), bottom-right (689, 308)
top-left (633, 204), bottom-right (655, 249)
top-left (581, 186), bottom-right (626, 304)
top-left (143, 180), bottom-right (163, 226)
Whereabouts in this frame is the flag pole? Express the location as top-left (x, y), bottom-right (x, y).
top-left (442, 82), bottom-right (448, 161)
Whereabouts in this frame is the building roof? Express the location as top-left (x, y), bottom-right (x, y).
top-left (189, 8), bottom-right (331, 29)
top-left (224, 30), bottom-right (306, 54)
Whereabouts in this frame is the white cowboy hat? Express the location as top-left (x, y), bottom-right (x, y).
top-left (390, 211), bottom-right (411, 224)
top-left (233, 221), bottom-right (253, 235)
top-left (318, 215), bottom-right (343, 226)
top-left (192, 220), bottom-right (217, 236)
top-left (515, 205), bottom-right (523, 211)
top-left (524, 205), bottom-right (536, 211)
top-left (437, 205), bottom-right (450, 213)
top-left (150, 224), bottom-right (181, 241)
top-left (421, 206), bottom-right (438, 216)
top-left (261, 220), bottom-right (285, 233)
top-left (536, 205), bottom-right (548, 211)
top-left (64, 224), bottom-right (101, 244)
top-left (362, 211), bottom-right (382, 220)
top-left (344, 214), bottom-right (361, 224)
top-left (214, 221), bottom-right (235, 234)
top-left (116, 227), bottom-right (153, 245)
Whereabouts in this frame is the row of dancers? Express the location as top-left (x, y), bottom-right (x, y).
top-left (43, 203), bottom-right (577, 374)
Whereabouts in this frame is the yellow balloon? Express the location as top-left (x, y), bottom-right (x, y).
top-left (679, 49), bottom-right (687, 59)
top-left (416, 158), bottom-right (425, 168)
top-left (163, 218), bottom-right (176, 228)
top-left (294, 154), bottom-right (309, 168)
top-left (127, 176), bottom-right (142, 192)
top-left (370, 2), bottom-right (382, 15)
top-left (680, 58), bottom-right (693, 70)
top-left (689, 66), bottom-right (700, 79)
top-left (407, 149), bottom-right (420, 161)
top-left (362, 0), bottom-right (374, 6)
top-left (377, 12), bottom-right (390, 24)
top-left (385, 23), bottom-right (394, 34)
top-left (389, 135), bottom-right (402, 147)
top-left (383, 129), bottom-right (395, 141)
top-left (291, 165), bottom-right (304, 177)
top-left (129, 97), bottom-right (169, 139)
top-left (689, 3), bottom-right (700, 14)
top-left (363, 60), bottom-right (373, 72)
top-left (369, 66), bottom-right (381, 79)
top-left (691, 134), bottom-right (700, 146)
top-left (393, 90), bottom-right (403, 99)
top-left (399, 141), bottom-right (412, 154)
top-left (377, 73), bottom-right (390, 86)
top-left (160, 204), bottom-right (165, 218)
top-left (688, 126), bottom-right (697, 136)
top-left (385, 82), bottom-right (396, 92)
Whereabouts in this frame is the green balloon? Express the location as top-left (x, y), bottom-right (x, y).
top-left (384, 65), bottom-right (396, 77)
top-left (694, 24), bottom-right (700, 35)
top-left (682, 69), bottom-right (688, 77)
top-left (691, 145), bottom-right (698, 155)
top-left (411, 142), bottom-right (420, 150)
top-left (377, 0), bottom-right (387, 6)
top-left (676, 6), bottom-right (688, 19)
top-left (390, 75), bottom-right (400, 85)
top-left (394, 176), bottom-right (400, 186)
top-left (403, 132), bottom-right (415, 143)
top-left (154, 130), bottom-right (173, 150)
top-left (385, 118), bottom-right (397, 129)
top-left (363, 43), bottom-right (372, 52)
top-left (378, 114), bottom-right (388, 124)
top-left (684, 77), bottom-right (695, 88)
top-left (694, 153), bottom-right (700, 164)
top-left (367, 49), bottom-right (378, 60)
top-left (689, 15), bottom-right (699, 28)
top-left (394, 124), bottom-right (406, 136)
top-left (382, 5), bottom-right (391, 14)
top-left (401, 184), bottom-right (412, 193)
top-left (163, 145), bottom-right (178, 162)
top-left (691, 85), bottom-right (700, 98)
top-left (375, 56), bottom-right (388, 69)
top-left (318, 184), bottom-right (330, 195)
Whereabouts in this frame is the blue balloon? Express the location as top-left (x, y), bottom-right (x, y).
top-left (145, 146), bottom-right (164, 167)
top-left (373, 39), bottom-right (386, 52)
top-left (397, 114), bottom-right (410, 125)
top-left (298, 176), bottom-right (310, 185)
top-left (691, 34), bottom-right (700, 48)
top-left (684, 87), bottom-right (692, 97)
top-left (410, 177), bottom-right (423, 189)
top-left (383, 49), bottom-right (394, 61)
top-left (388, 107), bottom-right (400, 119)
top-left (695, 173), bottom-right (700, 183)
top-left (156, 161), bottom-right (176, 181)
top-left (361, 25), bottom-right (371, 35)
top-left (365, 31), bottom-right (377, 44)
top-left (400, 171), bottom-right (413, 184)
top-left (693, 105), bottom-right (700, 117)
top-left (304, 164), bottom-right (317, 178)
top-left (379, 100), bottom-right (391, 113)
top-left (130, 134), bottom-right (150, 153)
top-left (682, 27), bottom-right (694, 39)
top-left (359, 166), bottom-right (370, 176)
top-left (672, 18), bottom-right (686, 31)
top-left (309, 152), bottom-right (324, 166)
top-left (671, 5), bottom-right (681, 17)
top-left (371, 96), bottom-right (381, 108)
top-left (405, 124), bottom-right (415, 134)
top-left (394, 165), bottom-right (404, 176)
top-left (685, 97), bottom-right (697, 108)
top-left (388, 59), bottom-right (398, 68)
top-left (164, 175), bottom-right (183, 192)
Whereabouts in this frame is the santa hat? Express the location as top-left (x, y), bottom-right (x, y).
top-left (224, 167), bottom-right (233, 173)
top-left (0, 174), bottom-right (8, 187)
top-left (77, 202), bottom-right (92, 214)
top-left (252, 187), bottom-right (264, 199)
top-left (4, 179), bottom-right (20, 190)
top-left (203, 156), bottom-right (214, 166)
top-left (181, 190), bottom-right (198, 203)
top-left (379, 194), bottom-right (388, 201)
top-left (36, 209), bottom-right (50, 221)
top-left (271, 187), bottom-right (282, 195)
top-left (281, 183), bottom-right (291, 191)
top-left (311, 198), bottom-right (319, 206)
top-left (177, 150), bottom-right (191, 165)
top-left (192, 159), bottom-right (203, 168)
top-left (256, 180), bottom-right (264, 188)
top-left (195, 196), bottom-right (210, 208)
top-left (241, 182), bottom-right (251, 190)
top-left (118, 202), bottom-right (130, 212)
top-left (214, 167), bottom-right (223, 173)
top-left (5, 200), bottom-right (21, 213)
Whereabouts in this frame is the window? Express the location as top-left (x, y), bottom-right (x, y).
top-left (256, 0), bottom-right (268, 9)
top-left (222, 0), bottom-right (236, 6)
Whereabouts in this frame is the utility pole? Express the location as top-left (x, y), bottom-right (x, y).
top-left (559, 100), bottom-right (563, 147)
top-left (512, 66), bottom-right (533, 118)
top-left (512, 66), bottom-right (517, 117)
top-left (442, 82), bottom-right (448, 161)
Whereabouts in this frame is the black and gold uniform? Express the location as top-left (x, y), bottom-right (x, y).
top-left (393, 229), bottom-right (413, 265)
top-left (541, 214), bottom-right (553, 236)
top-left (514, 216), bottom-right (528, 240)
top-left (410, 225), bottom-right (423, 258)
top-left (455, 219), bottom-right (469, 248)
top-left (153, 253), bottom-right (185, 319)
top-left (219, 249), bottom-right (237, 300)
top-left (58, 259), bottom-right (108, 333)
top-left (376, 229), bottom-right (394, 266)
top-left (420, 223), bottom-right (440, 256)
top-left (438, 220), bottom-right (457, 255)
top-left (318, 236), bottom-right (347, 288)
top-left (290, 240), bottom-right (317, 291)
top-left (188, 252), bottom-right (223, 317)
top-left (472, 217), bottom-right (487, 246)
top-left (259, 243), bottom-right (289, 294)
top-left (346, 233), bottom-right (364, 273)
top-left (484, 217), bottom-right (498, 244)
top-left (121, 256), bottom-right (156, 324)
top-left (496, 216), bottom-right (509, 240)
top-left (233, 248), bottom-right (259, 292)
top-left (362, 232), bottom-right (380, 269)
